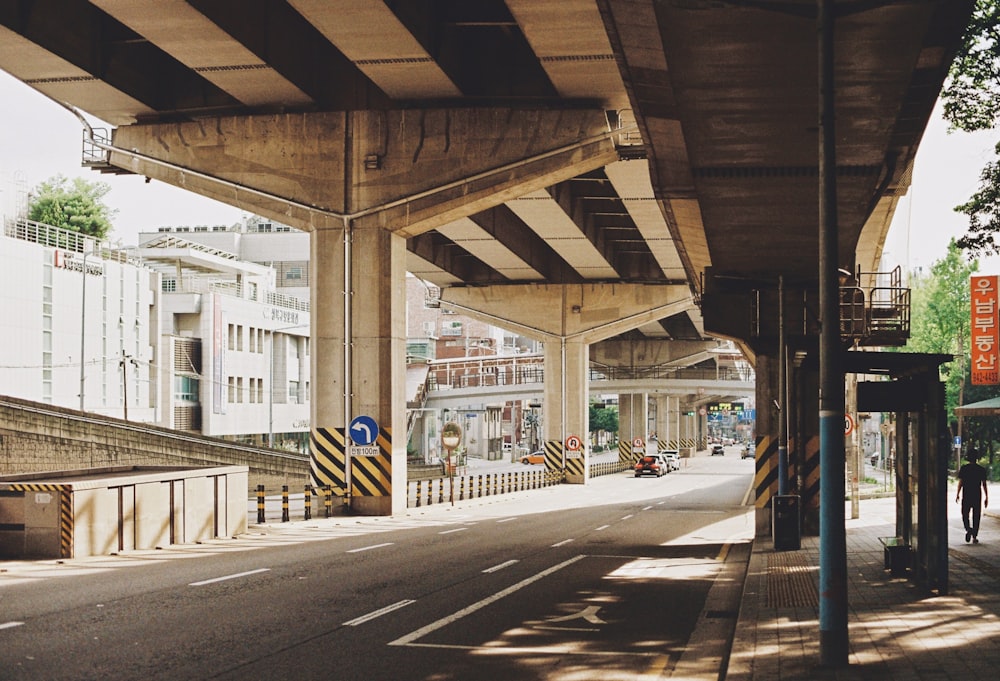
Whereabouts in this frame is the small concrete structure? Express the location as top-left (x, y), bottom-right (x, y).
top-left (0, 465), bottom-right (248, 560)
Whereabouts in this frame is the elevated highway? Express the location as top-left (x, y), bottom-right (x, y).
top-left (0, 2), bottom-right (973, 528)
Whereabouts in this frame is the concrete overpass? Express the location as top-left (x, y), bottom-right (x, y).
top-left (0, 1), bottom-right (972, 522)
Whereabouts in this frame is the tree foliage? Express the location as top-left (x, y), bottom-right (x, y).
top-left (589, 403), bottom-right (618, 436)
top-left (943, 1), bottom-right (1000, 255)
top-left (27, 175), bottom-right (115, 240)
top-left (903, 240), bottom-right (978, 421)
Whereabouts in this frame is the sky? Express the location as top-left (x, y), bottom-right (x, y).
top-left (1, 68), bottom-right (999, 274)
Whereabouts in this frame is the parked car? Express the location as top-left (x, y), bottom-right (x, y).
top-left (661, 450), bottom-right (681, 471)
top-left (520, 451), bottom-right (545, 465)
top-left (742, 442), bottom-right (754, 459)
top-left (711, 444), bottom-right (725, 456)
top-left (634, 454), bottom-right (668, 477)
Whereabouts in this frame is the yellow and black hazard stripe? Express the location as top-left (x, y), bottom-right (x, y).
top-left (7, 482), bottom-right (66, 493)
top-left (564, 455), bottom-right (586, 478)
top-left (618, 439), bottom-right (632, 465)
top-left (800, 434), bottom-right (820, 515)
top-left (753, 435), bottom-right (779, 509)
top-left (350, 426), bottom-right (392, 497)
top-left (60, 489), bottom-right (73, 559)
top-left (310, 427), bottom-right (346, 495)
top-left (542, 440), bottom-right (563, 472)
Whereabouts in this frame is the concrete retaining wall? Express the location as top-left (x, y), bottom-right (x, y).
top-left (0, 396), bottom-right (308, 494)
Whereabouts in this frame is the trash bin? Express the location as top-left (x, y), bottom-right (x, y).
top-left (773, 494), bottom-right (801, 551)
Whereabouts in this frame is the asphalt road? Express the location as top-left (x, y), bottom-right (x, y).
top-left (0, 454), bottom-right (755, 681)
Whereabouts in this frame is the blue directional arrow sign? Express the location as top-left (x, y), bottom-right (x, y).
top-left (349, 415), bottom-right (379, 446)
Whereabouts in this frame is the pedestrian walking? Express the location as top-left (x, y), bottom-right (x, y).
top-left (957, 446), bottom-right (989, 544)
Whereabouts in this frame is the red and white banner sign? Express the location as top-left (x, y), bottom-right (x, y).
top-left (972, 275), bottom-right (1000, 385)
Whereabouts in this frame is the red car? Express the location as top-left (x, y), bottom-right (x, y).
top-left (634, 454), bottom-right (667, 477)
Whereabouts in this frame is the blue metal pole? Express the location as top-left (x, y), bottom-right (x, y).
top-left (818, 0), bottom-right (848, 666)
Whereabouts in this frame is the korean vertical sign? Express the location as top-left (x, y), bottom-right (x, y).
top-left (972, 275), bottom-right (999, 385)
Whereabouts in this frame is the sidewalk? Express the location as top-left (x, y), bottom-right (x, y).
top-left (728, 495), bottom-right (1000, 680)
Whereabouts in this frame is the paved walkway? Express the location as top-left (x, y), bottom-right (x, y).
top-left (728, 494), bottom-right (1000, 681)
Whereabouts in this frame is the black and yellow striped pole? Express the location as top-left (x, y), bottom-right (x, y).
top-left (323, 485), bottom-right (332, 518)
top-left (281, 485), bottom-right (289, 522)
top-left (256, 484), bottom-right (265, 524)
top-left (303, 484), bottom-right (312, 520)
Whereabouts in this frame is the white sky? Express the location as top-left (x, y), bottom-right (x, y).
top-left (1, 68), bottom-right (998, 275)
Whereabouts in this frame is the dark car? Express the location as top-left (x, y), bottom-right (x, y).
top-left (634, 454), bottom-right (667, 477)
top-left (742, 442), bottom-right (754, 459)
top-left (711, 444), bottom-right (725, 456)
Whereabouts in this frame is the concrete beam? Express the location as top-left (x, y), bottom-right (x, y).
top-left (440, 283), bottom-right (694, 343)
top-left (109, 108), bottom-right (618, 236)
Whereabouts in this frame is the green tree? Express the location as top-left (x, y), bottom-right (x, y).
top-left (27, 175), bottom-right (115, 240)
top-left (589, 403), bottom-right (618, 437)
top-left (903, 240), bottom-right (979, 422)
top-left (942, 1), bottom-right (1000, 255)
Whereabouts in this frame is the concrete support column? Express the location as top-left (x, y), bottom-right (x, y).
top-left (618, 393), bottom-right (645, 464)
top-left (543, 339), bottom-right (589, 483)
top-left (655, 395), bottom-right (671, 453)
top-left (754, 354), bottom-right (781, 538)
top-left (309, 224), bottom-right (407, 516)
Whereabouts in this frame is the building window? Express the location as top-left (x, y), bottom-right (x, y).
top-left (228, 376), bottom-right (236, 403)
top-left (173, 376), bottom-right (200, 403)
top-left (289, 381), bottom-right (300, 404)
top-left (237, 376), bottom-right (244, 403)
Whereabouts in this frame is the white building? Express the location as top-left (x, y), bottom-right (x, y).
top-left (1, 218), bottom-right (157, 421)
top-left (135, 234), bottom-right (311, 453)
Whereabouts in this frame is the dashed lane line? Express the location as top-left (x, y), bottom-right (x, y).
top-left (189, 568), bottom-right (270, 586)
top-left (346, 542), bottom-right (394, 554)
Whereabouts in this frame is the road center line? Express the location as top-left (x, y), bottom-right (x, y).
top-left (390, 555), bottom-right (586, 646)
top-left (496, 517), bottom-right (518, 523)
top-left (0, 621), bottom-right (25, 630)
top-left (482, 559), bottom-right (518, 573)
top-left (551, 538), bottom-right (574, 547)
top-left (621, 514), bottom-right (634, 520)
top-left (189, 568), bottom-right (270, 586)
top-left (343, 599), bottom-right (415, 626)
top-left (346, 542), bottom-right (394, 553)
top-left (439, 528), bottom-right (468, 535)
top-left (642, 505), bottom-right (653, 511)
top-left (595, 524), bottom-right (610, 531)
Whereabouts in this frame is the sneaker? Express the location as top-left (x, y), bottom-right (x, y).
top-left (974, 537), bottom-right (980, 544)
top-left (967, 531), bottom-right (972, 543)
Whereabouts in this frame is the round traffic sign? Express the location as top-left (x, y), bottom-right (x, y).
top-left (844, 413), bottom-right (855, 436)
top-left (632, 437), bottom-right (644, 448)
top-left (350, 415), bottom-right (379, 445)
top-left (565, 434), bottom-right (582, 451)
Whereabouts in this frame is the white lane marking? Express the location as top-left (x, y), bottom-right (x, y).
top-left (621, 514), bottom-right (634, 520)
top-left (390, 555), bottom-right (586, 646)
top-left (642, 505), bottom-right (653, 511)
top-left (482, 560), bottom-right (518, 573)
top-left (343, 599), bottom-right (415, 626)
top-left (551, 538), bottom-right (574, 547)
top-left (439, 528), bottom-right (468, 535)
top-left (189, 568), bottom-right (270, 586)
top-left (496, 517), bottom-right (518, 524)
top-left (346, 542), bottom-right (394, 553)
top-left (0, 621), bottom-right (25, 630)
top-left (595, 525), bottom-right (610, 531)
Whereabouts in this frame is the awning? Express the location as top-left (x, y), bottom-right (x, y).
top-left (954, 396), bottom-right (1000, 417)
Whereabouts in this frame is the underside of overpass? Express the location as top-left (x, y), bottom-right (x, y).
top-left (0, 2), bottom-right (973, 525)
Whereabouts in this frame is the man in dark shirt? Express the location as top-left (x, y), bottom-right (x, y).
top-left (957, 447), bottom-right (989, 544)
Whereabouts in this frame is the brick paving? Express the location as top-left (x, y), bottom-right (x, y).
top-left (727, 495), bottom-right (1000, 681)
